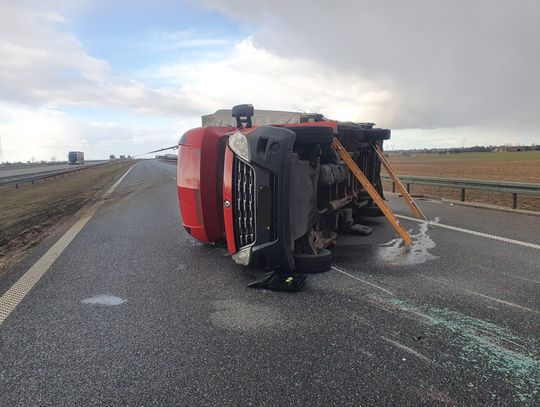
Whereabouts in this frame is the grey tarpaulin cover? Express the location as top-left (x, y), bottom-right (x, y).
top-left (201, 109), bottom-right (321, 127)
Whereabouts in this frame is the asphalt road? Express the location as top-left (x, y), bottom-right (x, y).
top-left (1, 159), bottom-right (538, 406)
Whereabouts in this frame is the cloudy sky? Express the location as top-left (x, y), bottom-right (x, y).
top-left (1, 0), bottom-right (538, 162)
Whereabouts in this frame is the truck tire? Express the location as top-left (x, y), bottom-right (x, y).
top-left (340, 126), bottom-right (391, 141)
top-left (293, 249), bottom-right (333, 273)
top-left (288, 126), bottom-right (334, 145)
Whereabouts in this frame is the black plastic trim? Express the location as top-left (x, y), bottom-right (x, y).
top-left (244, 126), bottom-right (297, 271)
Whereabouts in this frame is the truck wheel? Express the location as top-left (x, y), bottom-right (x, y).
top-left (288, 126), bottom-right (334, 145)
top-left (293, 249), bottom-right (333, 273)
top-left (340, 127), bottom-right (391, 141)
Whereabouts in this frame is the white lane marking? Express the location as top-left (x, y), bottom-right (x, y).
top-left (475, 264), bottom-right (540, 285)
top-left (0, 164), bottom-right (137, 325)
top-left (103, 164), bottom-right (136, 198)
top-left (331, 266), bottom-right (395, 296)
top-left (155, 163), bottom-right (175, 181)
top-left (396, 214), bottom-right (540, 250)
top-left (493, 271), bottom-right (540, 284)
top-left (420, 274), bottom-right (539, 314)
top-left (380, 336), bottom-right (434, 364)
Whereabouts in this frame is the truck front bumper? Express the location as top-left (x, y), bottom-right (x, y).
top-left (223, 126), bottom-right (297, 272)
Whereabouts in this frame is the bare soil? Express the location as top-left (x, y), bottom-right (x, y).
top-left (0, 163), bottom-right (133, 276)
top-left (383, 152), bottom-right (540, 211)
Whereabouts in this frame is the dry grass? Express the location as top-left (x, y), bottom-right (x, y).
top-left (0, 162), bottom-right (133, 276)
top-left (383, 151), bottom-right (540, 211)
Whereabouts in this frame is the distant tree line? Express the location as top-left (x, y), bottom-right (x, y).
top-left (389, 144), bottom-right (539, 154)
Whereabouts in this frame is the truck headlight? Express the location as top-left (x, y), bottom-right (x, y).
top-left (228, 131), bottom-right (250, 161)
top-left (232, 247), bottom-right (252, 266)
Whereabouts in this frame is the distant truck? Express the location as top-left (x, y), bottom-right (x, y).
top-left (109, 155), bottom-right (116, 160)
top-left (68, 151), bottom-right (84, 165)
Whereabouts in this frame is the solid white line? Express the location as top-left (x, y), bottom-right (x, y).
top-left (331, 266), bottom-right (396, 296)
top-left (150, 160), bottom-right (175, 181)
top-left (396, 214), bottom-right (540, 250)
top-left (381, 336), bottom-right (434, 364)
top-left (0, 163), bottom-right (137, 325)
top-left (103, 164), bottom-right (137, 198)
top-left (421, 274), bottom-right (539, 314)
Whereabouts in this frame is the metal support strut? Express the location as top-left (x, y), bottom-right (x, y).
top-left (331, 138), bottom-right (412, 246)
top-left (372, 144), bottom-right (431, 226)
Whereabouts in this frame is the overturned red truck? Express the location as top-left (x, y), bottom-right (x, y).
top-left (177, 105), bottom-right (390, 283)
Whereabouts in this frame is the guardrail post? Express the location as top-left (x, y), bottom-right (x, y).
top-left (379, 174), bottom-right (540, 210)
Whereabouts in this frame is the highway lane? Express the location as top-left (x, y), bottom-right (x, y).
top-left (1, 159), bottom-right (538, 406)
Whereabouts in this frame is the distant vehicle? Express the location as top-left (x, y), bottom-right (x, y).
top-left (68, 151), bottom-right (84, 165)
top-left (109, 155), bottom-right (116, 160)
top-left (119, 155), bottom-right (126, 160)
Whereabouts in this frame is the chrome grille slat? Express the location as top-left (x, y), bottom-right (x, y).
top-left (233, 157), bottom-right (256, 248)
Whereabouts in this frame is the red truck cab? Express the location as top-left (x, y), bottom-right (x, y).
top-left (177, 105), bottom-right (390, 274)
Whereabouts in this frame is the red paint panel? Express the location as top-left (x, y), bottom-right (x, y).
top-left (177, 187), bottom-right (201, 227)
top-left (176, 126), bottom-right (232, 243)
top-left (223, 146), bottom-right (236, 254)
top-left (178, 146), bottom-right (200, 189)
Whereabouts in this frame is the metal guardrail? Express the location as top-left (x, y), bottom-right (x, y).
top-left (381, 175), bottom-right (540, 209)
top-left (0, 161), bottom-right (121, 188)
top-left (0, 160), bottom-right (106, 171)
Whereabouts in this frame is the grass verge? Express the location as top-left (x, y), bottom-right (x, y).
top-left (0, 162), bottom-right (133, 277)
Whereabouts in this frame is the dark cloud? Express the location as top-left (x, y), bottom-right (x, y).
top-left (202, 0), bottom-right (540, 131)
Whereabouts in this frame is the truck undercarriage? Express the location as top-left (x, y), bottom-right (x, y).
top-left (177, 104), bottom-right (410, 290)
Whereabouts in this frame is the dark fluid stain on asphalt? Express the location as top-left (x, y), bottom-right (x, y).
top-left (210, 299), bottom-right (285, 332)
top-left (384, 297), bottom-right (540, 403)
top-left (81, 294), bottom-right (127, 306)
top-left (377, 218), bottom-right (438, 266)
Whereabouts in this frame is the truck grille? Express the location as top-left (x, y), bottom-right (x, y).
top-left (233, 157), bottom-right (256, 248)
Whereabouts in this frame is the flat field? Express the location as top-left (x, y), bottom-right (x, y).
top-left (384, 151), bottom-right (540, 211)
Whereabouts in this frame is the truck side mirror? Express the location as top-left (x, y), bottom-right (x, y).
top-left (232, 104), bottom-right (254, 129)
